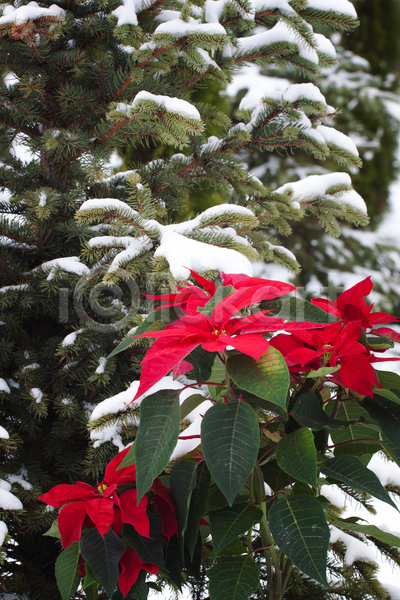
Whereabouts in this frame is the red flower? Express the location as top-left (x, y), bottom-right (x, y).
top-left (39, 448), bottom-right (149, 548)
top-left (270, 321), bottom-right (379, 396)
top-left (311, 277), bottom-right (398, 331)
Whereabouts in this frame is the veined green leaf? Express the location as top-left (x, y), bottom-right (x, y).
top-left (170, 461), bottom-right (197, 535)
top-left (185, 462), bottom-right (211, 560)
top-left (201, 399), bottom-right (259, 506)
top-left (262, 296), bottom-right (339, 323)
top-left (55, 542), bottom-right (81, 600)
top-left (122, 513), bottom-right (165, 568)
top-left (135, 388), bottom-right (181, 502)
top-left (210, 503), bottom-right (262, 557)
top-left (43, 518), bottom-right (61, 540)
top-left (364, 394), bottom-right (400, 445)
top-left (276, 428), bottom-right (317, 488)
top-left (80, 529), bottom-right (126, 599)
top-left (307, 365), bottom-right (340, 378)
top-left (330, 516), bottom-right (400, 547)
top-left (180, 394), bottom-right (206, 421)
top-left (227, 347), bottom-right (289, 412)
top-left (330, 400), bottom-right (381, 456)
top-left (290, 392), bottom-right (350, 431)
top-left (117, 442), bottom-right (135, 470)
top-left (269, 494), bottom-right (329, 586)
top-left (376, 370), bottom-right (400, 391)
top-left (208, 555), bottom-right (259, 600)
top-left (321, 455), bottom-right (397, 509)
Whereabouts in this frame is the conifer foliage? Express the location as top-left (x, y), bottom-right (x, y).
top-left (0, 0), bottom-right (397, 599)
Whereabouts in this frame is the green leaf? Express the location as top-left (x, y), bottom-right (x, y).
top-left (236, 388), bottom-right (287, 419)
top-left (366, 336), bottom-right (394, 350)
top-left (170, 461), bottom-right (197, 535)
top-left (43, 518), bottom-right (61, 539)
top-left (85, 582), bottom-right (98, 600)
top-left (321, 455), bottom-right (397, 509)
top-left (276, 428), bottom-right (317, 488)
top-left (80, 528), bottom-right (126, 599)
top-left (260, 459), bottom-right (291, 492)
top-left (201, 399), bottom-right (259, 505)
top-left (206, 484), bottom-right (249, 512)
top-left (180, 394), bottom-right (206, 421)
top-left (262, 296), bottom-right (339, 323)
top-left (371, 388), bottom-right (400, 405)
top-left (165, 534), bottom-right (183, 589)
top-left (135, 388), bottom-right (181, 502)
top-left (55, 542), bottom-right (81, 600)
top-left (364, 394), bottom-right (400, 445)
top-left (185, 461), bottom-right (211, 559)
top-left (227, 347), bottom-right (289, 412)
top-left (198, 285), bottom-right (235, 317)
top-left (330, 400), bottom-right (381, 456)
top-left (207, 357), bottom-right (226, 383)
top-left (209, 503), bottom-right (263, 556)
top-left (290, 392), bottom-right (350, 431)
top-left (269, 494), bottom-right (329, 586)
top-left (307, 365), bottom-right (340, 378)
top-left (184, 531), bottom-right (202, 579)
top-left (208, 555), bottom-right (260, 600)
top-left (122, 513), bottom-right (165, 568)
top-left (376, 370), bottom-right (400, 391)
top-left (83, 561), bottom-right (98, 589)
top-left (330, 516), bottom-right (400, 547)
top-left (117, 442), bottom-right (135, 470)
top-left (186, 346), bottom-right (217, 381)
top-left (219, 538), bottom-right (247, 557)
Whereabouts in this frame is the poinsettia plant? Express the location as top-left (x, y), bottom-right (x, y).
top-left (42, 272), bottom-right (400, 600)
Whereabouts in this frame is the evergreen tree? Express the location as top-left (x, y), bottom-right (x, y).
top-left (0, 1), bottom-right (396, 599)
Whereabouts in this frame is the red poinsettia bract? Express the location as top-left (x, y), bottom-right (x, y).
top-left (39, 447), bottom-right (178, 597)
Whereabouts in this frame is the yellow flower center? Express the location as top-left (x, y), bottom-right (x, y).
top-left (97, 482), bottom-right (108, 494)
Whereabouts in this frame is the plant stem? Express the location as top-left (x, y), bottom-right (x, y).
top-left (260, 501), bottom-right (282, 600)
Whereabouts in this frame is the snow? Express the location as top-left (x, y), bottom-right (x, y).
top-left (317, 125), bottom-right (359, 156)
top-left (132, 91), bottom-right (201, 121)
top-left (235, 21), bottom-right (319, 65)
top-left (38, 192), bottom-right (46, 207)
top-left (7, 474), bottom-right (32, 491)
top-left (62, 329), bottom-right (83, 347)
top-left (112, 0), bottom-right (156, 26)
top-left (368, 453), bottom-right (400, 488)
top-left (95, 357), bottom-right (107, 375)
top-left (154, 18), bottom-right (226, 38)
top-left (330, 525), bottom-right (377, 566)
top-left (385, 584), bottom-right (400, 600)
top-left (0, 284), bottom-right (28, 294)
top-left (0, 2), bottom-right (65, 26)
top-left (0, 426), bottom-right (9, 439)
top-left (0, 521), bottom-right (7, 547)
top-left (253, 0), bottom-right (296, 14)
top-left (314, 33), bottom-right (336, 58)
top-left (204, 0), bottom-right (255, 22)
top-left (306, 0), bottom-right (357, 19)
top-left (0, 379), bottom-right (10, 394)
top-left (79, 198), bottom-right (140, 219)
top-left (30, 388), bottom-right (43, 403)
top-left (282, 83), bottom-right (327, 105)
top-left (0, 488), bottom-right (23, 511)
top-left (89, 235), bottom-right (153, 273)
top-left (21, 363), bottom-right (39, 373)
top-left (41, 257), bottom-right (89, 281)
top-left (155, 230), bottom-right (253, 280)
top-left (274, 173), bottom-right (367, 214)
